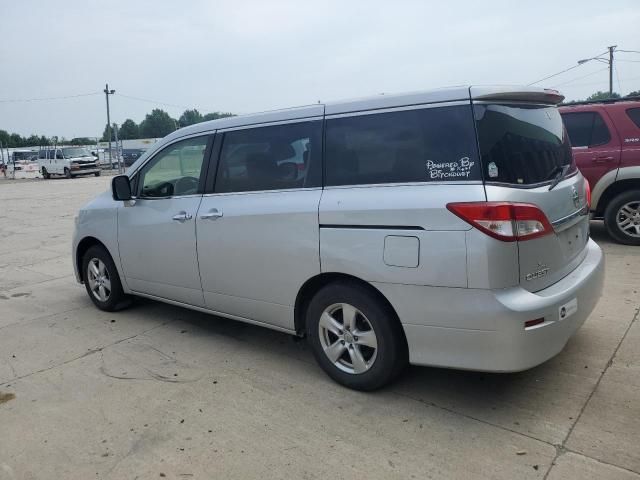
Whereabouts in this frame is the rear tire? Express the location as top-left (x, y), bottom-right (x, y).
top-left (306, 281), bottom-right (408, 391)
top-left (82, 245), bottom-right (131, 311)
top-left (94, 171), bottom-right (101, 177)
top-left (42, 167), bottom-right (50, 179)
top-left (604, 190), bottom-right (640, 245)
top-left (64, 168), bottom-right (72, 179)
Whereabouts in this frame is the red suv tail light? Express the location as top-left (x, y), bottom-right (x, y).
top-left (446, 202), bottom-right (554, 242)
top-left (584, 178), bottom-right (591, 209)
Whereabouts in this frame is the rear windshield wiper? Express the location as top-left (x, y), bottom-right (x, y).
top-left (548, 165), bottom-right (570, 191)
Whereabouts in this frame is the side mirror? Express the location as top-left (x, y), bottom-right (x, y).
top-left (112, 175), bottom-right (132, 201)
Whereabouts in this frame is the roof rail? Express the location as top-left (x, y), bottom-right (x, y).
top-left (560, 96), bottom-right (640, 106)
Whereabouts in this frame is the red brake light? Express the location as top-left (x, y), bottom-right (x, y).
top-left (446, 202), bottom-right (554, 242)
top-left (584, 178), bottom-right (591, 209)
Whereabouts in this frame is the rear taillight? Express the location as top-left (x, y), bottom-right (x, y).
top-left (584, 178), bottom-right (591, 209)
top-left (446, 202), bottom-right (554, 242)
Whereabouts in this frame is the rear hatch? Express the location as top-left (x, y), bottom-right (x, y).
top-left (472, 92), bottom-right (590, 292)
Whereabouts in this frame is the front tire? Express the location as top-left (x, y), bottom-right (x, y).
top-left (94, 171), bottom-right (101, 177)
top-left (604, 190), bottom-right (640, 245)
top-left (64, 168), bottom-right (72, 179)
top-left (82, 245), bottom-right (131, 311)
top-left (306, 281), bottom-right (407, 391)
top-left (42, 167), bottom-right (50, 179)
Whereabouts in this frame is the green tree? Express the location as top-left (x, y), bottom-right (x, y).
top-left (101, 123), bottom-right (118, 142)
top-left (118, 119), bottom-right (140, 140)
top-left (626, 90), bottom-right (640, 98)
top-left (0, 130), bottom-right (10, 148)
top-left (586, 91), bottom-right (621, 101)
top-left (178, 109), bottom-right (203, 127)
top-left (70, 137), bottom-right (95, 145)
top-left (203, 111), bottom-right (234, 122)
top-left (140, 109), bottom-right (176, 138)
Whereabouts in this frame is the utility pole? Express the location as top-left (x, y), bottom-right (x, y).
top-left (608, 45), bottom-right (616, 97)
top-left (103, 83), bottom-right (115, 166)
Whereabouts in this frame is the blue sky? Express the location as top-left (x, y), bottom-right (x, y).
top-left (1, 0), bottom-right (639, 138)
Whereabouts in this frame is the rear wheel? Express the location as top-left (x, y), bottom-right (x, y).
top-left (604, 190), bottom-right (640, 245)
top-left (41, 167), bottom-right (50, 179)
top-left (64, 168), bottom-right (72, 179)
top-left (306, 281), bottom-right (407, 391)
top-left (94, 171), bottom-right (101, 177)
top-left (82, 245), bottom-right (131, 311)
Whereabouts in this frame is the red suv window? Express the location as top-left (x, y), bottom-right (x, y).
top-left (562, 111), bottom-right (611, 147)
top-left (626, 108), bottom-right (640, 129)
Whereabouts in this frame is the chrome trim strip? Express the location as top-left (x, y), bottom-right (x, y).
top-left (216, 116), bottom-right (324, 133)
top-left (551, 205), bottom-right (589, 228)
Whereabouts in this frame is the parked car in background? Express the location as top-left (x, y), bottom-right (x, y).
top-left (122, 148), bottom-right (146, 167)
top-left (73, 86), bottom-right (604, 390)
top-left (560, 98), bottom-right (640, 245)
top-left (38, 146), bottom-right (101, 179)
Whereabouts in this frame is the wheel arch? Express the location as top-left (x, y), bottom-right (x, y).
top-left (595, 178), bottom-right (640, 217)
top-left (294, 272), bottom-right (405, 340)
top-left (75, 236), bottom-right (110, 282)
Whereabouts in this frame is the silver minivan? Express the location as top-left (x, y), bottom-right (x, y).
top-left (73, 86), bottom-right (605, 390)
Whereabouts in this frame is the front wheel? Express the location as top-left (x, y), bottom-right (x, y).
top-left (82, 245), bottom-right (131, 311)
top-left (604, 190), bottom-right (640, 245)
top-left (64, 168), bottom-right (72, 179)
top-left (94, 171), bottom-right (101, 177)
top-left (306, 282), bottom-right (407, 391)
top-left (42, 167), bottom-right (50, 179)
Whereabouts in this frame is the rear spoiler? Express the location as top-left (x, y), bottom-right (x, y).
top-left (470, 86), bottom-right (564, 105)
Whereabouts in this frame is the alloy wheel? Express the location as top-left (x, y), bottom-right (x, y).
top-left (87, 258), bottom-right (111, 302)
top-left (616, 201), bottom-right (640, 238)
top-left (318, 303), bottom-right (378, 374)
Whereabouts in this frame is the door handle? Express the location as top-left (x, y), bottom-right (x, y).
top-left (200, 208), bottom-right (223, 220)
top-left (593, 156), bottom-right (615, 163)
top-left (172, 211), bottom-right (193, 223)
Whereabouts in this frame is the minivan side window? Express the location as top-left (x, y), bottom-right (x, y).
top-left (627, 108), bottom-right (640, 129)
top-left (138, 136), bottom-right (209, 198)
top-left (562, 111), bottom-right (611, 147)
top-left (324, 105), bottom-right (480, 186)
top-left (214, 121), bottom-right (322, 193)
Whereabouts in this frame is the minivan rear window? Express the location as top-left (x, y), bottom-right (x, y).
top-left (474, 104), bottom-right (574, 186)
top-left (325, 105), bottom-right (480, 186)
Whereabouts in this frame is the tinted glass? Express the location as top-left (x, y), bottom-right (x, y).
top-left (325, 105), bottom-right (480, 186)
top-left (562, 111), bottom-right (610, 147)
top-left (139, 136), bottom-right (208, 198)
top-left (591, 113), bottom-right (611, 145)
top-left (475, 104), bottom-right (574, 185)
top-left (214, 121), bottom-right (321, 193)
top-left (626, 108), bottom-right (640, 129)
top-left (562, 112), bottom-right (593, 147)
top-left (62, 147), bottom-right (92, 158)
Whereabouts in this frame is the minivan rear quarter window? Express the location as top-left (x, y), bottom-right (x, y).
top-left (325, 105), bottom-right (480, 186)
top-left (475, 103), bottom-right (574, 186)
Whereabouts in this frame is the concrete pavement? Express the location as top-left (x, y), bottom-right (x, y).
top-left (0, 176), bottom-right (638, 479)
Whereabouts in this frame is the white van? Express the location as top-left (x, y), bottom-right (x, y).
top-left (38, 147), bottom-right (101, 179)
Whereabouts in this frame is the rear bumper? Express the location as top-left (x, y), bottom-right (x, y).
top-left (374, 238), bottom-right (605, 372)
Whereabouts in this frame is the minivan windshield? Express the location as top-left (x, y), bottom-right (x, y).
top-left (63, 147), bottom-right (92, 158)
top-left (474, 103), bottom-right (574, 186)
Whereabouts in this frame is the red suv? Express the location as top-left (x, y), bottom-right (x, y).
top-left (560, 99), bottom-right (640, 245)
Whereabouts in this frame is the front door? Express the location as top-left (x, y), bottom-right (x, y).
top-left (196, 120), bottom-right (323, 330)
top-left (118, 135), bottom-right (212, 306)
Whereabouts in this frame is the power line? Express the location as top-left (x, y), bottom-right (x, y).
top-left (0, 92), bottom-right (101, 103)
top-left (617, 59), bottom-right (640, 63)
top-left (552, 67), bottom-right (609, 88)
top-left (528, 50), bottom-right (609, 85)
top-left (617, 49), bottom-right (640, 54)
top-left (116, 93), bottom-right (194, 110)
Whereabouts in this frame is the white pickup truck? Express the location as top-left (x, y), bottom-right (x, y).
top-left (38, 147), bottom-right (101, 179)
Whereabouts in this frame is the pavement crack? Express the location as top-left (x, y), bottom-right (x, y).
top-left (0, 320), bottom-right (174, 387)
top-left (542, 306), bottom-right (640, 480)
